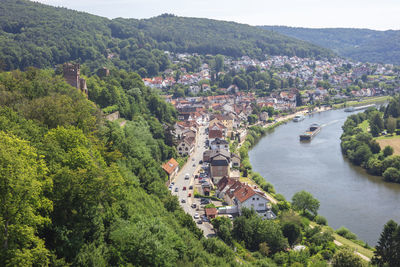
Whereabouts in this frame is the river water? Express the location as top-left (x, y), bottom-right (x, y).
top-left (249, 109), bottom-right (400, 245)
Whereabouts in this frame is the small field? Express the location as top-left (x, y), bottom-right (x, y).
top-left (376, 135), bottom-right (400, 155)
top-left (333, 95), bottom-right (391, 109)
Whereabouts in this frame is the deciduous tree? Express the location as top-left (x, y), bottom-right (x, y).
top-left (0, 131), bottom-right (52, 266)
top-left (291, 190), bottom-right (320, 217)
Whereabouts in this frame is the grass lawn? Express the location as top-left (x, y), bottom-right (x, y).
top-left (376, 135), bottom-right (400, 155)
top-left (358, 120), bottom-right (369, 132)
top-left (333, 233), bottom-right (374, 259)
top-left (376, 134), bottom-right (400, 140)
top-left (309, 222), bottom-right (374, 259)
top-left (368, 75), bottom-right (396, 80)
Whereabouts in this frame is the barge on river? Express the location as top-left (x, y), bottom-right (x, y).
top-left (299, 123), bottom-right (321, 141)
top-left (344, 104), bottom-right (376, 112)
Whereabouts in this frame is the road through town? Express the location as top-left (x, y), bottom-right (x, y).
top-left (171, 125), bottom-right (215, 237)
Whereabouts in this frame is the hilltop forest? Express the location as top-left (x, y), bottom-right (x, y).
top-left (0, 67), bottom-right (247, 266)
top-left (261, 26), bottom-right (400, 65)
top-left (0, 0), bottom-right (333, 73)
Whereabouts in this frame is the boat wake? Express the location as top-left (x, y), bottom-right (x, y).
top-left (321, 119), bottom-right (342, 128)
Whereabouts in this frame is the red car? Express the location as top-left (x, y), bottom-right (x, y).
top-left (183, 186), bottom-right (187, 191)
top-left (188, 193), bottom-right (192, 197)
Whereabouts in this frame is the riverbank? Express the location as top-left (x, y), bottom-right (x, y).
top-left (236, 106), bottom-right (333, 201)
top-left (332, 95), bottom-right (390, 109)
top-left (237, 109), bottom-right (375, 261)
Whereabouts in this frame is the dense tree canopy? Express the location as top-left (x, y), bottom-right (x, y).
top-left (0, 68), bottom-right (237, 266)
top-left (262, 26), bottom-right (400, 65)
top-left (0, 131), bottom-right (51, 266)
top-left (0, 0), bottom-right (333, 73)
top-left (341, 102), bottom-right (400, 183)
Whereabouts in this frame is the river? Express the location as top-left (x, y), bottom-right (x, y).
top-left (249, 109), bottom-right (400, 245)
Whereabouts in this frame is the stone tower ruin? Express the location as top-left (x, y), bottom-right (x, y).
top-left (63, 63), bottom-right (88, 96)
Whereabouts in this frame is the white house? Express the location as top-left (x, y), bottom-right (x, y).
top-left (210, 138), bottom-right (229, 150)
top-left (217, 177), bottom-right (276, 220)
top-left (233, 185), bottom-right (270, 213)
top-left (177, 137), bottom-right (195, 156)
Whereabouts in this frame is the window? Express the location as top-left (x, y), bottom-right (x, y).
top-left (257, 198), bottom-right (259, 200)
top-left (252, 198), bottom-right (255, 200)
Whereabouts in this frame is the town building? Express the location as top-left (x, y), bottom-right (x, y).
top-left (162, 158), bottom-right (179, 183)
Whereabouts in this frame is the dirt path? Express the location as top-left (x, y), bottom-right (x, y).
top-left (333, 240), bottom-right (371, 262)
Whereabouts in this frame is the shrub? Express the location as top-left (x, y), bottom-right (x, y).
top-left (314, 215), bottom-right (328, 226)
top-left (383, 145), bottom-right (394, 157)
top-left (273, 252), bottom-right (288, 265)
top-left (275, 193), bottom-right (286, 202)
top-left (262, 182), bottom-right (275, 194)
top-left (320, 249), bottom-right (334, 260)
top-left (332, 248), bottom-right (366, 267)
top-left (383, 167), bottom-right (400, 182)
top-left (335, 226), bottom-right (357, 240)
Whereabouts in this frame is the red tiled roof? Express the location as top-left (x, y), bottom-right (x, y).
top-left (234, 185), bottom-right (256, 203)
top-left (205, 208), bottom-right (217, 216)
top-left (226, 181), bottom-right (244, 199)
top-left (209, 130), bottom-right (223, 139)
top-left (217, 176), bottom-right (236, 192)
top-left (162, 158), bottom-right (179, 175)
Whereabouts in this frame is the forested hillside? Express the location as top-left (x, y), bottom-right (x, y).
top-left (0, 0), bottom-right (333, 73)
top-left (0, 67), bottom-right (239, 266)
top-left (261, 26), bottom-right (400, 65)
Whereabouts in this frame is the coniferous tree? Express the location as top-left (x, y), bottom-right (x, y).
top-left (372, 220), bottom-right (399, 266)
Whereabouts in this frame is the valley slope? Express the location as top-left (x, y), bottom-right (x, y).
top-left (0, 0), bottom-right (333, 72)
top-left (261, 26), bottom-right (400, 65)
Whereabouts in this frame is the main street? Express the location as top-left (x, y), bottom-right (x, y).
top-left (171, 124), bottom-right (215, 237)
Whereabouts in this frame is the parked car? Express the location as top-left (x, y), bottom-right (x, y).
top-left (192, 158), bottom-right (195, 161)
top-left (194, 213), bottom-right (199, 219)
top-left (200, 198), bottom-right (210, 204)
top-left (181, 199), bottom-right (186, 203)
top-left (197, 220), bottom-right (203, 224)
top-left (199, 160), bottom-right (203, 164)
top-left (195, 174), bottom-right (199, 178)
top-left (192, 164), bottom-right (196, 167)
top-left (201, 215), bottom-right (210, 222)
top-left (189, 185), bottom-right (193, 190)
top-left (188, 193), bottom-right (191, 197)
top-left (191, 203), bottom-right (197, 209)
top-left (175, 187), bottom-right (178, 192)
top-left (183, 186), bottom-right (186, 191)
top-left (184, 173), bottom-right (190, 180)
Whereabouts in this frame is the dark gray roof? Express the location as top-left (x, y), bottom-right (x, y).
top-left (211, 156), bottom-right (229, 166)
top-left (211, 138), bottom-right (229, 145)
top-left (210, 149), bottom-right (230, 160)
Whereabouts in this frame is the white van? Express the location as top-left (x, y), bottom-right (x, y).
top-left (184, 173), bottom-right (190, 180)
